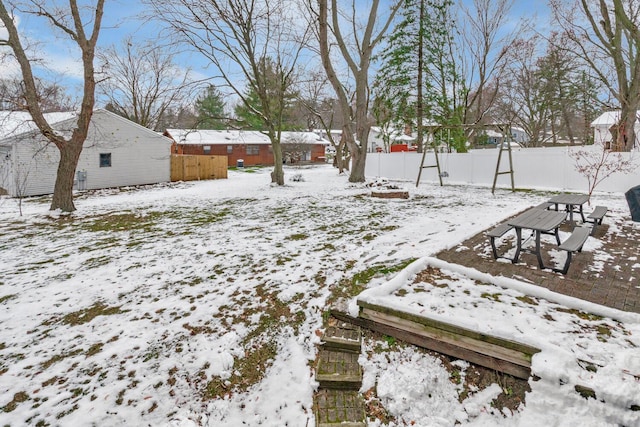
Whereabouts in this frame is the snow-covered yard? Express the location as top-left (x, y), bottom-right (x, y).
top-left (0, 165), bottom-right (638, 426)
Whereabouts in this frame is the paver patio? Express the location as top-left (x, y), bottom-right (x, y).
top-left (436, 209), bottom-right (640, 313)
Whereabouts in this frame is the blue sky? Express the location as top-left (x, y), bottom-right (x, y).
top-left (1, 0), bottom-right (552, 105)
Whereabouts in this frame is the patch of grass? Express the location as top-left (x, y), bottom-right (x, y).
top-left (276, 256), bottom-right (293, 266)
top-left (81, 212), bottom-right (159, 233)
top-left (204, 340), bottom-right (278, 400)
top-left (174, 276), bottom-right (204, 287)
top-left (287, 233), bottom-right (308, 241)
top-left (2, 391), bottom-right (29, 412)
top-left (596, 324), bottom-right (612, 342)
top-left (228, 166), bottom-right (263, 173)
top-left (41, 348), bottom-right (84, 369)
top-left (203, 284), bottom-right (304, 400)
top-left (85, 343), bottom-right (104, 357)
top-left (43, 302), bottom-right (124, 327)
top-left (515, 295), bottom-right (538, 305)
top-left (352, 259), bottom-right (416, 287)
top-left (316, 243), bottom-right (336, 252)
top-left (0, 294), bottom-right (16, 304)
top-left (328, 259), bottom-right (417, 305)
top-left (83, 255), bottom-right (113, 269)
top-left (555, 307), bottom-right (603, 321)
top-left (481, 292), bottom-right (502, 302)
top-left (182, 208), bottom-right (231, 227)
top-left (362, 233), bottom-right (377, 241)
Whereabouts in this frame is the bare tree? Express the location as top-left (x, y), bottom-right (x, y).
top-left (0, 78), bottom-right (73, 112)
top-left (146, 0), bottom-right (309, 185)
top-left (493, 37), bottom-right (551, 146)
top-left (98, 37), bottom-right (201, 131)
top-left (551, 0), bottom-right (640, 151)
top-left (460, 0), bottom-right (518, 133)
top-left (0, 0), bottom-right (105, 212)
top-left (296, 69), bottom-right (349, 171)
top-left (313, 0), bottom-right (401, 183)
top-left (570, 143), bottom-right (637, 201)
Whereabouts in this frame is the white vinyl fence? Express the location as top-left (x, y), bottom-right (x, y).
top-left (365, 146), bottom-right (640, 194)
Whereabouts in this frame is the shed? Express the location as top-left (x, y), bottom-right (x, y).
top-left (0, 109), bottom-right (172, 197)
top-left (591, 111), bottom-right (640, 146)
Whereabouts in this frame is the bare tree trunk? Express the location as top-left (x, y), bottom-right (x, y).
top-left (316, 0), bottom-right (400, 183)
top-left (561, 106), bottom-right (576, 145)
top-left (270, 140), bottom-right (285, 185)
top-left (51, 139), bottom-right (84, 212)
top-left (611, 106), bottom-right (638, 152)
top-left (0, 0), bottom-right (104, 213)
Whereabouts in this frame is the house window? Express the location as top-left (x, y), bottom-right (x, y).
top-left (99, 153), bottom-right (112, 167)
top-left (203, 145), bottom-right (211, 154)
top-left (227, 145), bottom-right (233, 154)
top-left (246, 145), bottom-right (259, 155)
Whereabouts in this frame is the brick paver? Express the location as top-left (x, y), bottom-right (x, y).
top-left (437, 213), bottom-right (640, 313)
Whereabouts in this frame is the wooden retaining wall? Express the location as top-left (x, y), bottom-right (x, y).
top-left (332, 300), bottom-right (540, 380)
top-left (171, 155), bottom-right (228, 182)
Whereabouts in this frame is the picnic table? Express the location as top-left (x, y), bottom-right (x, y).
top-left (548, 193), bottom-right (589, 223)
top-left (507, 208), bottom-right (567, 270)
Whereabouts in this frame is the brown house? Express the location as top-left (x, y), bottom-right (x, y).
top-left (164, 129), bottom-right (328, 167)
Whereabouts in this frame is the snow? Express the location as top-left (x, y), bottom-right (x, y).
top-left (0, 164), bottom-right (638, 426)
top-left (0, 111), bottom-right (76, 139)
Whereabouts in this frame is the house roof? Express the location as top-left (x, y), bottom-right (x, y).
top-left (165, 129), bottom-right (330, 146)
top-left (591, 110), bottom-right (640, 127)
top-left (165, 129), bottom-right (272, 145)
top-left (0, 109), bottom-right (172, 144)
top-left (0, 111), bottom-right (76, 139)
top-left (281, 131), bottom-right (329, 145)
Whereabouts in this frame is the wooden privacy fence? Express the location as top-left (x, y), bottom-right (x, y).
top-left (171, 155), bottom-right (228, 182)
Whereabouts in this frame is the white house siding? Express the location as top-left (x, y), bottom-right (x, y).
top-left (591, 111), bottom-right (640, 145)
top-left (0, 110), bottom-right (172, 197)
top-left (75, 111), bottom-right (171, 192)
top-left (0, 145), bottom-right (14, 195)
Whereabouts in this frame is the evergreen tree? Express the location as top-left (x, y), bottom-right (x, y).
top-left (233, 57), bottom-right (298, 131)
top-left (195, 85), bottom-right (226, 129)
top-left (374, 0), bottom-right (467, 152)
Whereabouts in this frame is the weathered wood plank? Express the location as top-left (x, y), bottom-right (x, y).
top-left (330, 309), bottom-right (532, 380)
top-left (323, 326), bottom-right (361, 353)
top-left (359, 300), bottom-right (539, 358)
top-left (360, 308), bottom-right (534, 368)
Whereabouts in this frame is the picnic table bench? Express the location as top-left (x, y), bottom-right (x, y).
top-left (585, 206), bottom-right (608, 235)
top-left (555, 226), bottom-right (591, 274)
top-left (487, 222), bottom-right (514, 260)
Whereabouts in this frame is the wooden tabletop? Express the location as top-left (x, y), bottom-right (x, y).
top-left (508, 208), bottom-right (567, 232)
top-left (548, 193), bottom-right (589, 205)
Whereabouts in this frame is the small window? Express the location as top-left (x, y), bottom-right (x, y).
top-left (99, 153), bottom-right (112, 167)
top-left (227, 145), bottom-right (233, 154)
top-left (246, 145), bottom-right (259, 155)
top-left (203, 145), bottom-right (211, 154)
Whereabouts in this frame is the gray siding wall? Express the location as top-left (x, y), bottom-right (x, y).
top-left (76, 111), bottom-right (171, 192)
top-left (5, 110), bottom-right (171, 197)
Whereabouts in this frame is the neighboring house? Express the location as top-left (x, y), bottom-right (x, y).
top-left (0, 109), bottom-right (172, 197)
top-left (479, 127), bottom-right (528, 147)
top-left (591, 111), bottom-right (640, 147)
top-left (369, 126), bottom-right (419, 153)
top-left (280, 131), bottom-right (329, 163)
top-left (165, 129), bottom-right (328, 166)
